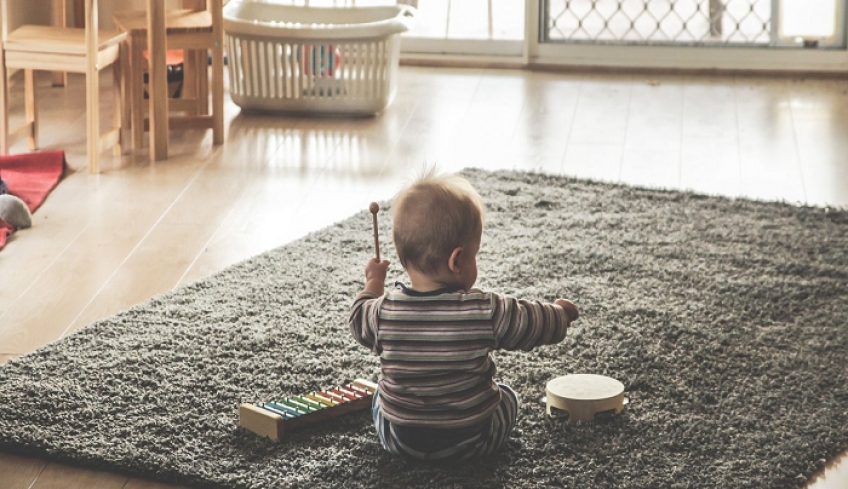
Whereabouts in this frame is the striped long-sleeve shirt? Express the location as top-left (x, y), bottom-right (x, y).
top-left (349, 282), bottom-right (570, 428)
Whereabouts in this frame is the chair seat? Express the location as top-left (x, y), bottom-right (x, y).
top-left (113, 9), bottom-right (213, 34)
top-left (5, 25), bottom-right (126, 55)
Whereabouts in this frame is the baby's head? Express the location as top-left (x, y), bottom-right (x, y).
top-left (392, 170), bottom-right (485, 289)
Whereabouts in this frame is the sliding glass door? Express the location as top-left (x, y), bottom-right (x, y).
top-left (543, 0), bottom-right (844, 47)
top-left (531, 0), bottom-right (848, 71)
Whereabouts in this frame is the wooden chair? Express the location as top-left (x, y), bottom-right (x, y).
top-left (0, 0), bottom-right (127, 173)
top-left (112, 0), bottom-right (224, 152)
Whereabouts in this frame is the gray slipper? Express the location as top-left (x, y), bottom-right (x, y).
top-left (0, 194), bottom-right (33, 229)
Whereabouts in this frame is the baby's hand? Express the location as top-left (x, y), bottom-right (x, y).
top-left (365, 258), bottom-right (390, 284)
top-left (555, 299), bottom-right (579, 322)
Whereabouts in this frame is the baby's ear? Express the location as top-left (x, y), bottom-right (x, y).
top-left (447, 247), bottom-right (463, 274)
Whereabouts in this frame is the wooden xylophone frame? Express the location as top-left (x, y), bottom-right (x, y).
top-left (239, 379), bottom-right (378, 441)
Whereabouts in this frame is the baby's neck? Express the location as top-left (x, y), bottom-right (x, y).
top-left (407, 268), bottom-right (460, 293)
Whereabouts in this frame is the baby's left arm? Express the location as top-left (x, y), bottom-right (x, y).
top-left (555, 299), bottom-right (580, 322)
top-left (492, 295), bottom-right (572, 351)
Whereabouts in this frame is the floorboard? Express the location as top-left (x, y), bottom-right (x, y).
top-left (0, 66), bottom-right (845, 489)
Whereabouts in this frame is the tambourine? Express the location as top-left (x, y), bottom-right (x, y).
top-left (543, 374), bottom-right (628, 422)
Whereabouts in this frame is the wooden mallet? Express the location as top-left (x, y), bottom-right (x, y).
top-left (369, 202), bottom-right (381, 261)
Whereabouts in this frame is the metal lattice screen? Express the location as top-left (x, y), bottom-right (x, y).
top-left (545, 0), bottom-right (777, 45)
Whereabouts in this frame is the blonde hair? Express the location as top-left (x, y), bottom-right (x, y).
top-left (391, 169), bottom-right (485, 274)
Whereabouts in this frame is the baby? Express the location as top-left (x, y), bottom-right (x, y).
top-left (349, 170), bottom-right (579, 463)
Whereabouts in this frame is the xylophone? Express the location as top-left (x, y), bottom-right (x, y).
top-left (239, 379), bottom-right (378, 441)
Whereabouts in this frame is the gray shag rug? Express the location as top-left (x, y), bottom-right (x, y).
top-left (1, 169), bottom-right (847, 488)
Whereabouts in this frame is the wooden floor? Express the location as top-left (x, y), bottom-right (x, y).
top-left (1, 66), bottom-right (847, 488)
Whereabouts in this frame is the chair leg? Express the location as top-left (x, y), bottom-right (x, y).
top-left (183, 49), bottom-right (197, 116)
top-left (210, 0), bottom-right (223, 144)
top-left (123, 41), bottom-right (132, 153)
top-left (211, 42), bottom-right (224, 145)
top-left (84, 0), bottom-right (100, 173)
top-left (86, 61), bottom-right (100, 174)
top-left (0, 52), bottom-right (9, 155)
top-left (24, 69), bottom-right (37, 150)
top-left (131, 40), bottom-right (145, 150)
top-left (51, 0), bottom-right (68, 87)
top-left (197, 49), bottom-right (209, 116)
top-left (114, 41), bottom-right (128, 156)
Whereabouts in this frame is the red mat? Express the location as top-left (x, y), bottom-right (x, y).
top-left (0, 150), bottom-right (67, 250)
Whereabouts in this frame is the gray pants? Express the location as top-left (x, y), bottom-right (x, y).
top-left (371, 384), bottom-right (520, 462)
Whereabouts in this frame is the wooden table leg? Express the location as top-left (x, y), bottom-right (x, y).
top-left (148, 0), bottom-right (169, 161)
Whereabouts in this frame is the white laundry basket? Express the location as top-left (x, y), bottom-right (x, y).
top-left (223, 1), bottom-right (415, 116)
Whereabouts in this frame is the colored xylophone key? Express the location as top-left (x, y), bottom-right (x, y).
top-left (296, 396), bottom-right (326, 411)
top-left (322, 390), bottom-right (348, 404)
top-left (306, 393), bottom-right (336, 407)
top-left (239, 378), bottom-right (378, 441)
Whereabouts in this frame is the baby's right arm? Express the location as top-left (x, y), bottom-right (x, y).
top-left (492, 295), bottom-right (578, 351)
top-left (363, 257), bottom-right (390, 297)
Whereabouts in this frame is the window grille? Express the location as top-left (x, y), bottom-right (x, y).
top-left (544, 0), bottom-right (844, 47)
